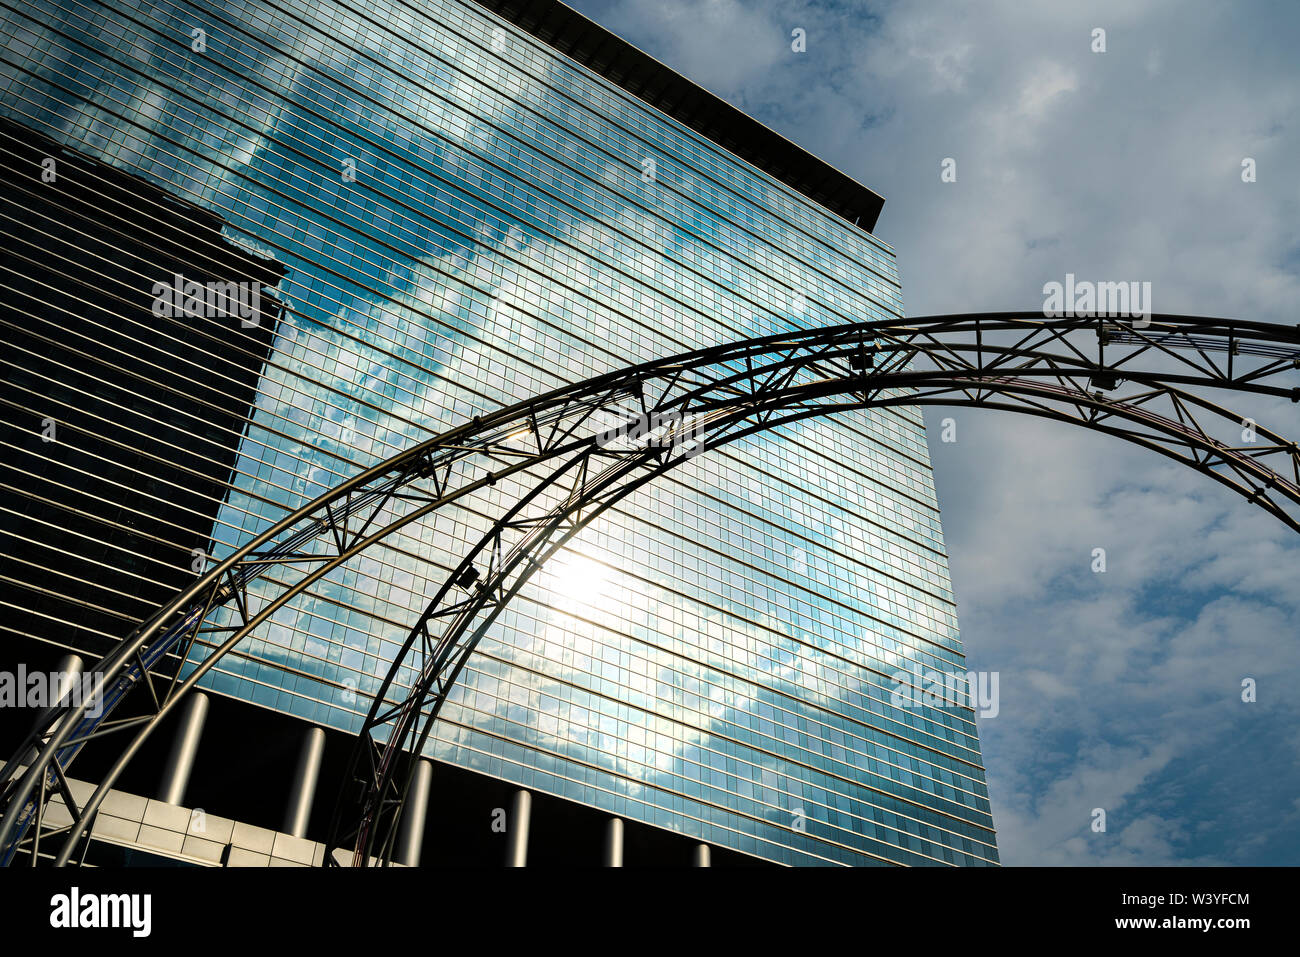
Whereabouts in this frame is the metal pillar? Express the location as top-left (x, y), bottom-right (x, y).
top-left (394, 757), bottom-right (433, 866)
top-left (693, 843), bottom-right (711, 867)
top-left (505, 789), bottom-right (531, 867)
top-left (603, 816), bottom-right (624, 867)
top-left (157, 691), bottom-right (208, 806)
top-left (51, 653), bottom-right (85, 704)
top-left (282, 725), bottom-right (326, 839)
top-left (7, 654), bottom-right (88, 787)
top-left (31, 653), bottom-right (84, 734)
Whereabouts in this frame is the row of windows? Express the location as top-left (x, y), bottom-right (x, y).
top-left (81, 0), bottom-right (903, 326)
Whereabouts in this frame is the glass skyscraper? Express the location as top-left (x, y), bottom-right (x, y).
top-left (0, 0), bottom-right (998, 865)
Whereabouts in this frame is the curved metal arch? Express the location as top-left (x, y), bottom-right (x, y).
top-left (332, 369), bottom-right (1300, 865)
top-left (1, 312), bottom-right (1297, 866)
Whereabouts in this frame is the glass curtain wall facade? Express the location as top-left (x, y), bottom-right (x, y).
top-left (0, 0), bottom-right (998, 865)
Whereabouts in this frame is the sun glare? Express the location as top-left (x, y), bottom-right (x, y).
top-left (548, 553), bottom-right (611, 609)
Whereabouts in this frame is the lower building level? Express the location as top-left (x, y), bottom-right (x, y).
top-left (1, 636), bottom-right (767, 867)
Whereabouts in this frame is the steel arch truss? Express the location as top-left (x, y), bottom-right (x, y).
top-left (1, 313), bottom-right (1297, 867)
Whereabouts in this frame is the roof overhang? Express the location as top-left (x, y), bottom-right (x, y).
top-left (470, 0), bottom-right (885, 233)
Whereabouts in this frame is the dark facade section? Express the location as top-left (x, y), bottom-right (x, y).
top-left (0, 116), bottom-right (284, 658)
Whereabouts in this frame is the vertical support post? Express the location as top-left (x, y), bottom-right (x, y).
top-left (693, 843), bottom-right (711, 867)
top-left (395, 757), bottom-right (433, 866)
top-left (603, 816), bottom-right (624, 867)
top-left (10, 654), bottom-right (87, 794)
top-left (157, 691), bottom-right (208, 806)
top-left (505, 788), bottom-right (531, 867)
top-left (51, 654), bottom-right (85, 705)
top-left (283, 725), bottom-right (326, 839)
top-left (31, 653), bottom-right (84, 736)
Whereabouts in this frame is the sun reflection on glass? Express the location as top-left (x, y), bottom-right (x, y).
top-left (547, 552), bottom-right (611, 610)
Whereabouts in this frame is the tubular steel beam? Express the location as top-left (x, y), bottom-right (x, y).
top-left (2, 313), bottom-right (1297, 867)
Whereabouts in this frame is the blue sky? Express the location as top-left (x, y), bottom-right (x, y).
top-left (566, 0), bottom-right (1300, 864)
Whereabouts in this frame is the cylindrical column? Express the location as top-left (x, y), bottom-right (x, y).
top-left (282, 725), bottom-right (326, 838)
top-left (603, 816), bottom-right (624, 867)
top-left (693, 843), bottom-right (711, 867)
top-left (51, 653), bottom-right (85, 707)
top-left (395, 757), bottom-right (433, 866)
top-left (157, 691), bottom-right (209, 805)
top-left (504, 788), bottom-right (531, 867)
top-left (14, 654), bottom-right (86, 775)
top-left (30, 653), bottom-right (84, 734)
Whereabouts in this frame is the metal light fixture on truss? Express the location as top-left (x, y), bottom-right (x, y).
top-left (1, 313), bottom-right (1297, 867)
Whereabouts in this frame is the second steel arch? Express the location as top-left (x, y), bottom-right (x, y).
top-left (2, 312), bottom-right (1298, 866)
